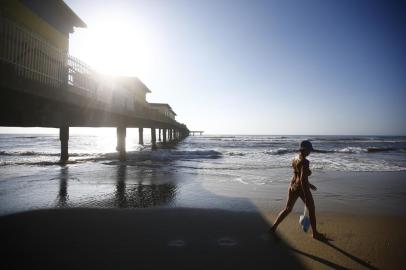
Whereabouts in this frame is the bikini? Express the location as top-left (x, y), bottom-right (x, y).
top-left (290, 156), bottom-right (311, 192)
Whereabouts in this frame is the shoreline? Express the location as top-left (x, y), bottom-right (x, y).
top-left (2, 207), bottom-right (405, 269)
top-left (1, 169), bottom-right (406, 217)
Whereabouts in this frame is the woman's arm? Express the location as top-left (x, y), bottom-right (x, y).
top-left (309, 183), bottom-right (317, 191)
top-left (300, 160), bottom-right (311, 202)
top-left (304, 163), bottom-right (317, 190)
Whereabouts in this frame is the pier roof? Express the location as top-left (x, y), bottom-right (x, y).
top-left (21, 0), bottom-right (87, 34)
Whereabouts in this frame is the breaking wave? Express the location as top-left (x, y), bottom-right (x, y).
top-left (262, 147), bottom-right (404, 155)
top-left (337, 147), bottom-right (399, 154)
top-left (264, 148), bottom-right (294, 155)
top-left (122, 149), bottom-right (222, 161)
top-left (0, 150), bottom-right (90, 157)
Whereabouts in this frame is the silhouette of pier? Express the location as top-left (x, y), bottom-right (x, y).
top-left (0, 2), bottom-right (191, 162)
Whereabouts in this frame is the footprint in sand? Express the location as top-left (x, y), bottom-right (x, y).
top-left (217, 237), bottom-right (238, 247)
top-left (167, 239), bottom-right (186, 247)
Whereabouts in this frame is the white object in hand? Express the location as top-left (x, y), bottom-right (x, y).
top-left (299, 206), bottom-right (310, 232)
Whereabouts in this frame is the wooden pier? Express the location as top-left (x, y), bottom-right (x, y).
top-left (0, 4), bottom-right (189, 162)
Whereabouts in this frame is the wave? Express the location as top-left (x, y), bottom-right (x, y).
top-left (208, 136), bottom-right (237, 140)
top-left (336, 147), bottom-right (366, 154)
top-left (101, 149), bottom-right (223, 162)
top-left (366, 147), bottom-right (397, 153)
top-left (0, 149), bottom-right (223, 167)
top-left (9, 136), bottom-right (40, 139)
top-left (264, 148), bottom-right (295, 155)
top-left (310, 136), bottom-right (406, 143)
top-left (0, 150), bottom-right (92, 157)
top-left (316, 147), bottom-right (401, 154)
top-left (336, 147), bottom-right (399, 154)
top-left (261, 146), bottom-right (405, 155)
top-left (226, 151), bottom-right (246, 156)
top-left (0, 159), bottom-right (80, 166)
top-left (163, 150), bottom-right (222, 159)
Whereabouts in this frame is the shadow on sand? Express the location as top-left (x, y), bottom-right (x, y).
top-left (290, 247), bottom-right (351, 270)
top-left (289, 237), bottom-right (379, 270)
top-left (322, 241), bottom-right (378, 270)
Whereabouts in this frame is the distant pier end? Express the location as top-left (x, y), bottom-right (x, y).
top-left (190, 131), bottom-right (204, 136)
top-left (0, 0), bottom-right (190, 162)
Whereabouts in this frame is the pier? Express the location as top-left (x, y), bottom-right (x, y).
top-left (0, 1), bottom-right (189, 162)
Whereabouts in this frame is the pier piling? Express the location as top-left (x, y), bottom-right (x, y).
top-left (60, 126), bottom-right (69, 162)
top-left (139, 127), bottom-right (144, 145)
top-left (151, 128), bottom-right (157, 149)
top-left (163, 129), bottom-right (167, 144)
top-left (116, 126), bottom-right (126, 161)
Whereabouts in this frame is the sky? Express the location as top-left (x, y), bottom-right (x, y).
top-left (2, 0), bottom-right (406, 135)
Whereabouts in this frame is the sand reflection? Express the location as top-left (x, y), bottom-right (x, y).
top-left (56, 164), bottom-right (177, 209)
top-left (57, 166), bottom-right (69, 207)
top-left (114, 164), bottom-right (177, 208)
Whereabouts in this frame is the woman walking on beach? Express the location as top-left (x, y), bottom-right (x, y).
top-left (269, 140), bottom-right (324, 240)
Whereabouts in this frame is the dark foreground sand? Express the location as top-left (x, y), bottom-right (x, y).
top-left (1, 208), bottom-right (405, 270)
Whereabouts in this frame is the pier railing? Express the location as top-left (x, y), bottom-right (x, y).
top-left (0, 16), bottom-right (180, 126)
top-left (0, 16), bottom-right (66, 88)
top-left (67, 54), bottom-right (98, 94)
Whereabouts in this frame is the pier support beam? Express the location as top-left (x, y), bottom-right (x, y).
top-left (169, 129), bottom-right (172, 142)
top-left (60, 126), bottom-right (69, 162)
top-left (139, 127), bottom-right (144, 145)
top-left (158, 129), bottom-right (161, 142)
top-left (116, 126), bottom-right (126, 161)
top-left (151, 128), bottom-right (157, 150)
top-left (163, 129), bottom-right (167, 144)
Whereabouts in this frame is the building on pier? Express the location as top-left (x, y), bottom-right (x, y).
top-left (119, 76), bottom-right (151, 111)
top-left (91, 75), bottom-right (152, 113)
top-left (148, 103), bottom-right (177, 121)
top-left (1, 0), bottom-right (86, 88)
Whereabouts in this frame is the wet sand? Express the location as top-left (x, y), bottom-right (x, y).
top-left (1, 207), bottom-right (405, 270)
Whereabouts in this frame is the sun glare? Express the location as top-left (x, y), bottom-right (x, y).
top-left (69, 16), bottom-right (155, 77)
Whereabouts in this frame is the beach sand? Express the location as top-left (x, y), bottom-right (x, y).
top-left (263, 212), bottom-right (406, 270)
top-left (1, 207), bottom-right (405, 270)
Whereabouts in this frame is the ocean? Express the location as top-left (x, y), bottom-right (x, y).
top-left (1, 133), bottom-right (406, 216)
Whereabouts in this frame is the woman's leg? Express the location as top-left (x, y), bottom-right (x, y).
top-left (270, 187), bottom-right (299, 232)
top-left (301, 191), bottom-right (323, 239)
